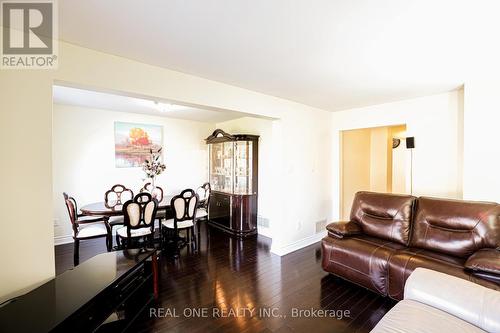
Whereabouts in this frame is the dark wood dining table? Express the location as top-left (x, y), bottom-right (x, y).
top-left (80, 195), bottom-right (175, 216)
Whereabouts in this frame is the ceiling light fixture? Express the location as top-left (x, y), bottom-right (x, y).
top-left (154, 101), bottom-right (173, 113)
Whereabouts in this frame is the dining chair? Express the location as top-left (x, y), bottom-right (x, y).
top-left (105, 184), bottom-right (134, 206)
top-left (196, 182), bottom-right (211, 222)
top-left (104, 184), bottom-right (134, 233)
top-left (140, 182), bottom-right (166, 225)
top-left (63, 192), bottom-right (111, 266)
top-left (161, 189), bottom-right (199, 257)
top-left (116, 192), bottom-right (158, 249)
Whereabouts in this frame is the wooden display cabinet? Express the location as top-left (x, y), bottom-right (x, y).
top-left (206, 129), bottom-right (259, 237)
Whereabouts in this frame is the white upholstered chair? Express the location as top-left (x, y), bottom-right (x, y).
top-left (161, 189), bottom-right (199, 257)
top-left (116, 192), bottom-right (158, 249)
top-left (63, 192), bottom-right (111, 266)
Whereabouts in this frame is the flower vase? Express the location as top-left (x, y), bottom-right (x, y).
top-left (149, 177), bottom-right (156, 198)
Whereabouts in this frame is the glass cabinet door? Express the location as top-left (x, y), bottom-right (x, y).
top-left (209, 142), bottom-right (233, 193)
top-left (234, 141), bottom-right (253, 194)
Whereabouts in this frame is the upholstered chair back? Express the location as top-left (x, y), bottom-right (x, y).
top-left (171, 189), bottom-right (199, 225)
top-left (196, 182), bottom-right (211, 209)
top-left (122, 193), bottom-right (158, 237)
top-left (105, 184), bottom-right (133, 207)
top-left (196, 183), bottom-right (210, 201)
top-left (63, 192), bottom-right (78, 222)
top-left (63, 192), bottom-right (81, 236)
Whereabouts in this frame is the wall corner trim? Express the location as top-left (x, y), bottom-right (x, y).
top-left (270, 231), bottom-right (326, 257)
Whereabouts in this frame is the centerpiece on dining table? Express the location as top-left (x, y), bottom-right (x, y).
top-left (142, 148), bottom-right (166, 198)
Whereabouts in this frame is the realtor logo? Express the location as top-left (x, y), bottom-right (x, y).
top-left (1, 0), bottom-right (58, 69)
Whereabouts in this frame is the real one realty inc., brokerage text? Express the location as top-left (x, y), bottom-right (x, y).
top-left (150, 307), bottom-right (350, 320)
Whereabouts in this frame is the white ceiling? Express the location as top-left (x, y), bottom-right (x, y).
top-left (58, 1), bottom-right (494, 111)
top-left (53, 85), bottom-right (255, 123)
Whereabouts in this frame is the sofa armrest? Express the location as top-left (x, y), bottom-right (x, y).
top-left (404, 268), bottom-right (500, 333)
top-left (465, 248), bottom-right (500, 275)
top-left (326, 221), bottom-right (361, 238)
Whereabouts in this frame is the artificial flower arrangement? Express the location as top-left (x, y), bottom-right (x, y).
top-left (142, 148), bottom-right (166, 191)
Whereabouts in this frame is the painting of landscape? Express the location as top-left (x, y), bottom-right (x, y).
top-left (114, 122), bottom-right (163, 168)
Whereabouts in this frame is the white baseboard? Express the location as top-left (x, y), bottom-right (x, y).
top-left (54, 228), bottom-right (119, 246)
top-left (270, 231), bottom-right (326, 257)
top-left (54, 234), bottom-right (73, 246)
top-left (257, 226), bottom-right (273, 238)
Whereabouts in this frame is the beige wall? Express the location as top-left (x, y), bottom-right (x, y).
top-left (390, 125), bottom-right (408, 194)
top-left (0, 72), bottom-right (54, 302)
top-left (370, 127), bottom-right (391, 193)
top-left (341, 129), bottom-right (371, 219)
top-left (340, 125), bottom-right (406, 218)
top-left (52, 104), bottom-right (214, 243)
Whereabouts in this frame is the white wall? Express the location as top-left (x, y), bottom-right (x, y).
top-left (331, 91), bottom-right (463, 220)
top-left (270, 112), bottom-right (333, 255)
top-left (0, 40), bottom-right (332, 302)
top-left (0, 37), bottom-right (472, 304)
top-left (215, 117), bottom-right (274, 238)
top-left (53, 104), bottom-right (213, 242)
top-left (463, 80), bottom-right (500, 202)
top-left (215, 114), bottom-right (333, 251)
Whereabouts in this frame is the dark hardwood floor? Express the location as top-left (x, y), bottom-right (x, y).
top-left (54, 223), bottom-right (395, 333)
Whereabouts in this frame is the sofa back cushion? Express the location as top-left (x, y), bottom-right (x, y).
top-left (404, 268), bottom-right (500, 333)
top-left (350, 191), bottom-right (416, 245)
top-left (411, 197), bottom-right (500, 257)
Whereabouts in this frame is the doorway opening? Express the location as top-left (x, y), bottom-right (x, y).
top-left (340, 124), bottom-right (408, 220)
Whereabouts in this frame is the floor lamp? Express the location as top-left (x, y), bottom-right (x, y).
top-left (406, 137), bottom-right (415, 195)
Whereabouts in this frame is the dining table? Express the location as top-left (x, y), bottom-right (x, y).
top-left (80, 195), bottom-right (175, 216)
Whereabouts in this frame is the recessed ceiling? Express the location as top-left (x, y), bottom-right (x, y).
top-left (52, 85), bottom-right (256, 123)
top-left (58, 1), bottom-right (493, 111)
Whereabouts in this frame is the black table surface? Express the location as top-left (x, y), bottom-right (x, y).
top-left (0, 249), bottom-right (156, 333)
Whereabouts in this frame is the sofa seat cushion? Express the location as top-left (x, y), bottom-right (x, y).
top-left (322, 235), bottom-right (405, 295)
top-left (388, 248), bottom-right (468, 300)
top-left (76, 222), bottom-right (108, 239)
top-left (370, 299), bottom-right (487, 333)
top-left (387, 248), bottom-right (500, 300)
top-left (116, 226), bottom-right (152, 238)
top-left (162, 218), bottom-right (194, 229)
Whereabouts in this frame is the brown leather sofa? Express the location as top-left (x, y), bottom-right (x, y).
top-left (322, 191), bottom-right (500, 300)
